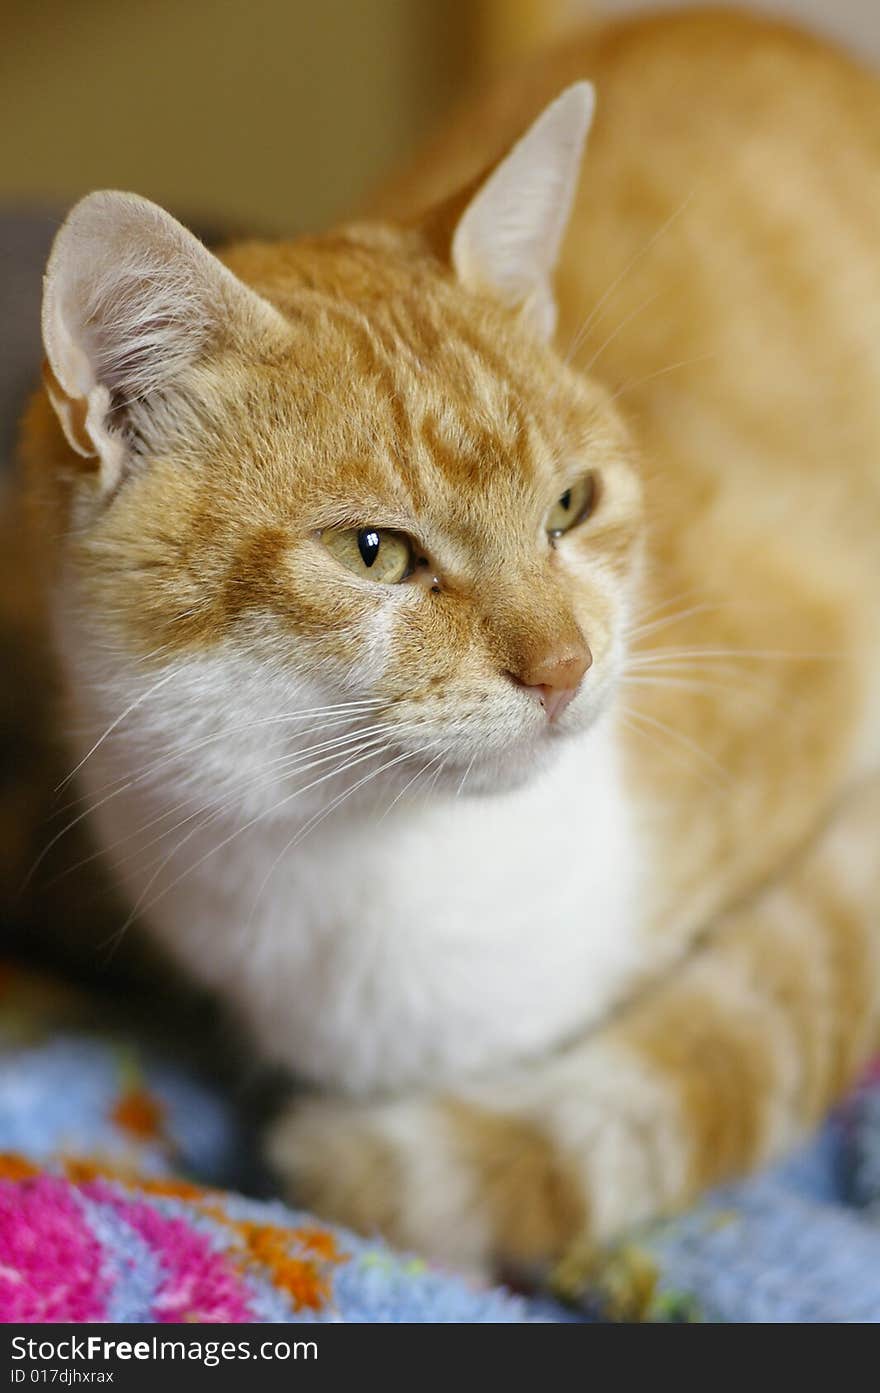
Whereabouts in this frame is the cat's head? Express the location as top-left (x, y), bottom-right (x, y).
top-left (36, 84), bottom-right (642, 811)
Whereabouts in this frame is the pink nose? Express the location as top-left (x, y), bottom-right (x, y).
top-left (506, 648), bottom-right (592, 722)
top-left (530, 683), bottom-right (580, 721)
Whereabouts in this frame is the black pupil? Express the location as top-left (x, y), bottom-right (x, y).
top-left (560, 489), bottom-right (572, 512)
top-left (357, 529), bottom-right (381, 567)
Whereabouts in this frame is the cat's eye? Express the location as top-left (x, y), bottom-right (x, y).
top-left (545, 474), bottom-right (597, 538)
top-left (322, 527), bottom-right (413, 584)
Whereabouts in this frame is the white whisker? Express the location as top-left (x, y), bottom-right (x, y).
top-left (620, 703), bottom-right (731, 786)
top-left (51, 699), bottom-right (388, 814)
top-left (55, 664), bottom-right (187, 792)
top-left (379, 748), bottom-right (446, 823)
top-left (627, 602), bottom-right (720, 642)
top-left (50, 721), bottom-right (424, 892)
top-left (120, 738), bottom-right (412, 933)
top-left (455, 752), bottom-right (478, 798)
top-left (628, 646), bottom-right (843, 666)
top-left (246, 744), bottom-right (437, 930)
top-left (604, 352), bottom-right (718, 407)
top-left (620, 674), bottom-right (740, 698)
top-left (562, 190), bottom-right (696, 367)
top-left (578, 291), bottom-right (664, 378)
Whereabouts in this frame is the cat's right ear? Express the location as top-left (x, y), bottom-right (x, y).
top-left (41, 191), bottom-right (286, 494)
top-left (429, 83), bottom-right (594, 342)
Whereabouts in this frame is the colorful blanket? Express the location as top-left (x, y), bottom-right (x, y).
top-left (0, 963), bottom-right (878, 1323)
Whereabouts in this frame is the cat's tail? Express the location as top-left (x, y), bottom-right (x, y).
top-left (271, 774), bottom-right (880, 1273)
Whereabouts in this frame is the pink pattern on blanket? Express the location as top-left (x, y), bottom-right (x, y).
top-left (0, 1176), bottom-right (110, 1321)
top-left (83, 1179), bottom-right (255, 1322)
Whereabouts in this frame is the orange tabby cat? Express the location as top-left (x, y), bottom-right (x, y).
top-left (17, 7), bottom-right (880, 1272)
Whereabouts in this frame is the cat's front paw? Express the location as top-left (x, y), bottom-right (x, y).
top-left (266, 1093), bottom-right (496, 1274)
top-left (267, 1088), bottom-right (599, 1277)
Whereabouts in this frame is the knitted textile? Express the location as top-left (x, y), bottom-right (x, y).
top-left (0, 965), bottom-right (877, 1322)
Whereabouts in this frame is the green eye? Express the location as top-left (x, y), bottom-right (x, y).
top-left (546, 474), bottom-right (597, 537)
top-left (322, 527), bottom-right (413, 584)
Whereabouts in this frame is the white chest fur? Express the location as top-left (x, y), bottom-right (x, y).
top-left (79, 708), bottom-right (644, 1096)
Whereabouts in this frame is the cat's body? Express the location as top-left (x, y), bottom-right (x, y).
top-left (14, 7), bottom-right (880, 1270)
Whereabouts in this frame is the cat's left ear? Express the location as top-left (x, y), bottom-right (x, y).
top-left (449, 82), bottom-right (595, 341)
top-left (41, 191), bottom-right (287, 494)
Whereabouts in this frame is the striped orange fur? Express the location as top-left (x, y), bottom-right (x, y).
top-left (11, 7), bottom-right (880, 1271)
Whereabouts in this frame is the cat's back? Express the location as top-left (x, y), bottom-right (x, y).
top-left (382, 9), bottom-right (880, 261)
top-left (380, 7), bottom-right (880, 537)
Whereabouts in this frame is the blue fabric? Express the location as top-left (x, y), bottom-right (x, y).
top-left (0, 965), bottom-right (877, 1322)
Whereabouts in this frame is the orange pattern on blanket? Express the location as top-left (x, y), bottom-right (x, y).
top-left (111, 1086), bottom-right (165, 1142)
top-left (0, 1153), bottom-right (39, 1180)
top-left (210, 1212), bottom-right (348, 1312)
top-left (0, 1143), bottom-right (347, 1315)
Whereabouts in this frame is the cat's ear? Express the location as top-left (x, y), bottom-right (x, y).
top-left (449, 82), bottom-right (594, 341)
top-left (42, 191), bottom-right (285, 492)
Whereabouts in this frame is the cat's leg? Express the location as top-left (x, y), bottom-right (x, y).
top-left (269, 776), bottom-right (880, 1273)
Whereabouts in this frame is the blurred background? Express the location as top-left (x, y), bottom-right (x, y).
top-left (2, 0), bottom-right (880, 234)
top-left (1, 0), bottom-right (879, 455)
top-left (3, 0), bottom-right (880, 235)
